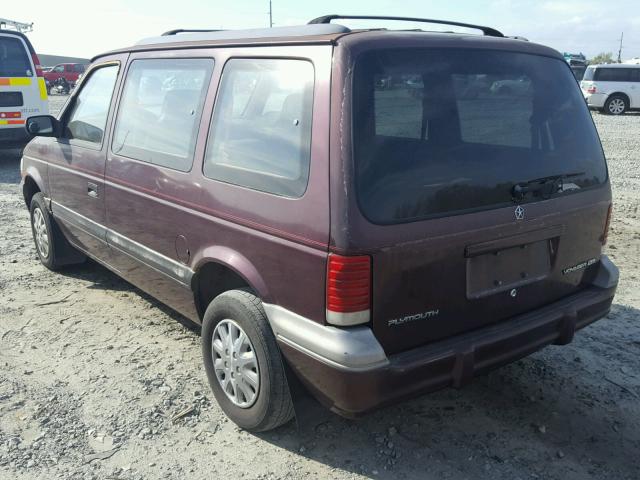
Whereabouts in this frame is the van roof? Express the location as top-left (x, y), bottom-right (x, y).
top-left (91, 15), bottom-right (560, 62)
top-left (588, 63), bottom-right (640, 69)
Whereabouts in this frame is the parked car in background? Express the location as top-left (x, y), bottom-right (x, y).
top-left (43, 63), bottom-right (86, 88)
top-left (0, 29), bottom-right (48, 147)
top-left (581, 64), bottom-right (640, 114)
top-left (20, 15), bottom-right (618, 432)
top-left (490, 75), bottom-right (532, 95)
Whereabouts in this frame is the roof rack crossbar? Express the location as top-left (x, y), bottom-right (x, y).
top-left (162, 29), bottom-right (224, 36)
top-left (308, 15), bottom-right (504, 38)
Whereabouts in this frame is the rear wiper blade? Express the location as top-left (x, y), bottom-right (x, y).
top-left (512, 172), bottom-right (585, 201)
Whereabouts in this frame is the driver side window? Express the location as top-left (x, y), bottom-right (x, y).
top-left (65, 65), bottom-right (118, 145)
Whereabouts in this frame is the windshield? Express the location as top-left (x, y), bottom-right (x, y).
top-left (0, 36), bottom-right (32, 77)
top-left (353, 48), bottom-right (607, 224)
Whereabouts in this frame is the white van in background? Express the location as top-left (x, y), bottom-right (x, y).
top-left (581, 64), bottom-right (640, 115)
top-left (0, 30), bottom-right (48, 147)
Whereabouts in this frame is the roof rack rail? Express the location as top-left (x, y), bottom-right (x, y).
top-left (161, 29), bottom-right (223, 36)
top-left (308, 15), bottom-right (504, 38)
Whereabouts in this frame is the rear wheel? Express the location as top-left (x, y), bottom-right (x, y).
top-left (604, 95), bottom-right (628, 115)
top-left (201, 290), bottom-right (294, 432)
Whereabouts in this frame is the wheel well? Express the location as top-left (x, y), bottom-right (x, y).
top-left (608, 92), bottom-right (630, 105)
top-left (193, 262), bottom-right (252, 319)
top-left (22, 176), bottom-right (41, 209)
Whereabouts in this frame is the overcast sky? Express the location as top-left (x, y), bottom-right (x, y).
top-left (3, 0), bottom-right (639, 60)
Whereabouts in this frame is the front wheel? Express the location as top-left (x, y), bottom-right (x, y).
top-left (604, 95), bottom-right (628, 115)
top-left (201, 290), bottom-right (294, 432)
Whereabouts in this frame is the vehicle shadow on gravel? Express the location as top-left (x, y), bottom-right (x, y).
top-left (256, 303), bottom-right (640, 479)
top-left (58, 260), bottom-right (201, 333)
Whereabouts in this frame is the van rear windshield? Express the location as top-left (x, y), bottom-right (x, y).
top-left (0, 37), bottom-right (32, 77)
top-left (353, 48), bottom-right (607, 224)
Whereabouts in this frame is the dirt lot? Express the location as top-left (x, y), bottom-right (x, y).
top-left (1, 96), bottom-right (639, 480)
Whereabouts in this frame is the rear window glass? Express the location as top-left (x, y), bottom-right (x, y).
top-left (0, 36), bottom-right (32, 77)
top-left (583, 67), bottom-right (595, 81)
top-left (353, 48), bottom-right (607, 224)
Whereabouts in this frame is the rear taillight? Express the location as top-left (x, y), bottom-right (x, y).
top-left (601, 204), bottom-right (613, 245)
top-left (326, 254), bottom-right (371, 326)
top-left (587, 85), bottom-right (597, 94)
top-left (31, 53), bottom-right (44, 77)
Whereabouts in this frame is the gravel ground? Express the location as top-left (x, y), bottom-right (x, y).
top-left (0, 97), bottom-right (639, 480)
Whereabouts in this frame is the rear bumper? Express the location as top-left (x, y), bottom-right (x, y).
top-left (0, 125), bottom-right (30, 146)
top-left (266, 255), bottom-right (619, 417)
top-left (584, 92), bottom-right (607, 108)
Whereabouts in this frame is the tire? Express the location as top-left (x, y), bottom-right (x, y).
top-left (29, 193), bottom-right (84, 270)
top-left (201, 290), bottom-right (294, 432)
top-left (604, 95), bottom-right (628, 115)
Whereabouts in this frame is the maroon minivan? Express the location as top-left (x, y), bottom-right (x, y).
top-left (20, 15), bottom-right (618, 432)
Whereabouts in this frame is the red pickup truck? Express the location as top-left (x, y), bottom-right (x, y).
top-left (43, 63), bottom-right (86, 86)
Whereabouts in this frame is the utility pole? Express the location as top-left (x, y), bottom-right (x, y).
top-left (269, 1), bottom-right (273, 28)
top-left (617, 32), bottom-right (624, 63)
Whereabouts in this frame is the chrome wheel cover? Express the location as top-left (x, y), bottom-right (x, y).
top-left (609, 98), bottom-right (625, 114)
top-left (33, 207), bottom-right (50, 259)
top-left (212, 319), bottom-right (260, 408)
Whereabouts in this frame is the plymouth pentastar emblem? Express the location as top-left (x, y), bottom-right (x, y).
top-left (514, 205), bottom-right (525, 220)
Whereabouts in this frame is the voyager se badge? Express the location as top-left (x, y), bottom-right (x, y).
top-left (388, 309), bottom-right (440, 327)
top-left (562, 258), bottom-right (598, 275)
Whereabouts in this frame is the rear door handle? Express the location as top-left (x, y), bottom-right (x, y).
top-left (87, 182), bottom-right (98, 198)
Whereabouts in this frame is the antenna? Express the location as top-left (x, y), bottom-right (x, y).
top-left (0, 18), bottom-right (34, 33)
top-left (617, 32), bottom-right (624, 63)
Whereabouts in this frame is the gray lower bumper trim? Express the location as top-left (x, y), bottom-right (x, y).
top-left (593, 254), bottom-right (619, 289)
top-left (262, 303), bottom-right (389, 372)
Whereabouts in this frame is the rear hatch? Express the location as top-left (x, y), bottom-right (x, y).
top-left (350, 47), bottom-right (610, 354)
top-left (0, 32), bottom-right (47, 129)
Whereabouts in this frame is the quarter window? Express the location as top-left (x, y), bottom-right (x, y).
top-left (112, 58), bottom-right (214, 172)
top-left (65, 64), bottom-right (118, 144)
top-left (203, 59), bottom-right (314, 198)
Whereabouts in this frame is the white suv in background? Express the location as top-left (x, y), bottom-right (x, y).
top-left (581, 64), bottom-right (640, 115)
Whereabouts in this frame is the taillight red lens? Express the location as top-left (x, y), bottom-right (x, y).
top-left (587, 86), bottom-right (597, 94)
top-left (326, 254), bottom-right (371, 326)
top-left (31, 53), bottom-right (44, 77)
top-left (601, 204), bottom-right (613, 245)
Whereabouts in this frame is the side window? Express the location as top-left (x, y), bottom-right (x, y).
top-left (112, 58), bottom-right (214, 172)
top-left (53, 65), bottom-right (65, 73)
top-left (73, 64), bottom-right (85, 73)
top-left (203, 58), bottom-right (314, 198)
top-left (65, 64), bottom-right (118, 144)
top-left (595, 68), bottom-right (631, 82)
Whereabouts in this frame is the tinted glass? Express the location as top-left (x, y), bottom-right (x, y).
top-left (73, 64), bottom-right (85, 72)
top-left (595, 68), bottom-right (633, 82)
top-left (583, 66), bottom-right (595, 81)
top-left (203, 59), bottom-right (314, 198)
top-left (0, 37), bottom-right (32, 77)
top-left (66, 65), bottom-right (118, 144)
top-left (112, 58), bottom-right (213, 172)
top-left (353, 49), bottom-right (607, 224)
